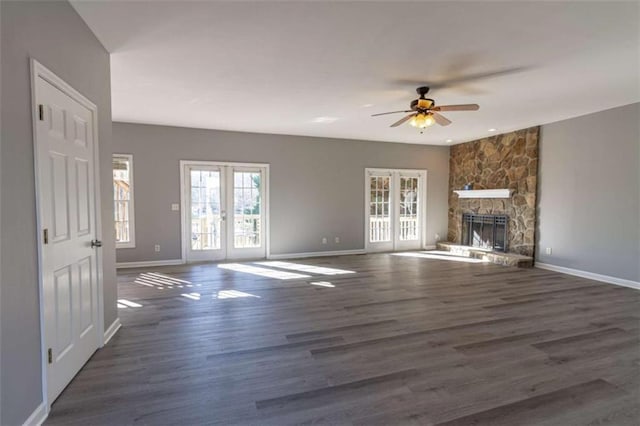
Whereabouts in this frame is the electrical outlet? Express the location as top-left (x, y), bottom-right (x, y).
top-left (545, 247), bottom-right (552, 255)
top-left (171, 203), bottom-right (180, 211)
top-left (334, 237), bottom-right (340, 244)
top-left (155, 244), bottom-right (161, 252)
top-left (321, 237), bottom-right (327, 245)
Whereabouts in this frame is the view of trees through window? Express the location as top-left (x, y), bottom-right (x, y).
top-left (113, 155), bottom-right (133, 246)
top-left (189, 168), bottom-right (262, 252)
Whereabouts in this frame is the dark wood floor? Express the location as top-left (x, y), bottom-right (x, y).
top-left (46, 252), bottom-right (640, 425)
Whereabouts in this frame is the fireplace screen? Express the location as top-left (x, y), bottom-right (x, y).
top-left (461, 213), bottom-right (508, 252)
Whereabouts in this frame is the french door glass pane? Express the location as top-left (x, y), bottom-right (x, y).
top-left (233, 171), bottom-right (261, 248)
top-left (190, 169), bottom-right (221, 250)
top-left (399, 177), bottom-right (419, 241)
top-left (369, 176), bottom-right (391, 242)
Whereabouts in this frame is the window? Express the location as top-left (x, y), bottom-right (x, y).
top-left (113, 154), bottom-right (135, 248)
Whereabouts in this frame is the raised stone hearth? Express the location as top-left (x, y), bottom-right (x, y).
top-left (447, 127), bottom-right (539, 257)
top-left (436, 241), bottom-right (534, 268)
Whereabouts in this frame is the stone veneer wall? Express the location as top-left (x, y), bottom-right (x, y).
top-left (447, 127), bottom-right (539, 256)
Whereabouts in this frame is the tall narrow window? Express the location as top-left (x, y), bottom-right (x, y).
top-left (113, 154), bottom-right (135, 248)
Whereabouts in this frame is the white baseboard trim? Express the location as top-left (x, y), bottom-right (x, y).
top-left (22, 402), bottom-right (47, 426)
top-left (423, 245), bottom-right (437, 250)
top-left (103, 318), bottom-right (122, 345)
top-left (536, 262), bottom-right (640, 290)
top-left (116, 259), bottom-right (185, 269)
top-left (268, 249), bottom-right (366, 260)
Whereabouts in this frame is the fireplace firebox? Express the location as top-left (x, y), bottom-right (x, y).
top-left (461, 213), bottom-right (508, 252)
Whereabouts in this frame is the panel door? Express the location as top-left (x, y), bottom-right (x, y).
top-left (36, 76), bottom-right (100, 403)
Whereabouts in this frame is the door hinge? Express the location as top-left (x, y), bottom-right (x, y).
top-left (43, 228), bottom-right (49, 244)
top-left (38, 104), bottom-right (44, 121)
top-left (47, 348), bottom-right (53, 364)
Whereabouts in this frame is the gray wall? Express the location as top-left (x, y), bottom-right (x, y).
top-left (0, 1), bottom-right (116, 424)
top-left (113, 122), bottom-right (450, 263)
top-left (537, 103), bottom-right (640, 282)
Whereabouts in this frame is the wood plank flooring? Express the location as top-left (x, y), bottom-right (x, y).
top-left (45, 252), bottom-right (640, 425)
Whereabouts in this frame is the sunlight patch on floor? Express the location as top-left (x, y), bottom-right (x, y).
top-left (310, 281), bottom-right (335, 288)
top-left (117, 299), bottom-right (142, 308)
top-left (256, 261), bottom-right (355, 275)
top-left (218, 263), bottom-right (310, 280)
top-left (181, 292), bottom-right (201, 300)
top-left (215, 290), bottom-right (260, 299)
top-left (392, 251), bottom-right (488, 263)
top-left (134, 272), bottom-right (199, 290)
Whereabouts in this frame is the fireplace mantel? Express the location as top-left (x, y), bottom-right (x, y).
top-left (454, 189), bottom-right (513, 199)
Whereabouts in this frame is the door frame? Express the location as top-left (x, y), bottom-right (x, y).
top-left (179, 160), bottom-right (270, 262)
top-left (364, 168), bottom-right (428, 252)
top-left (30, 59), bottom-right (105, 412)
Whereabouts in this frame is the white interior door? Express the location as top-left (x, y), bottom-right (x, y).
top-left (34, 70), bottom-right (100, 404)
top-left (365, 169), bottom-right (426, 252)
top-left (183, 162), bottom-right (267, 262)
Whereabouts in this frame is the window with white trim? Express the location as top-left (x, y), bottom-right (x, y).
top-left (113, 154), bottom-right (135, 248)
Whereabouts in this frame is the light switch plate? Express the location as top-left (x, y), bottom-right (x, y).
top-left (171, 203), bottom-right (180, 211)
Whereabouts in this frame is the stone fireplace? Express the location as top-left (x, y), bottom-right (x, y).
top-left (447, 127), bottom-right (539, 257)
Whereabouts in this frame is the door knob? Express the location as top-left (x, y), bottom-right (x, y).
top-left (91, 240), bottom-right (103, 248)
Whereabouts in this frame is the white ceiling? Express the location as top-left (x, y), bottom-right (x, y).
top-left (71, 1), bottom-right (639, 145)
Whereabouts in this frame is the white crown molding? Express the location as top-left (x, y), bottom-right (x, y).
top-left (536, 263), bottom-right (640, 290)
top-left (454, 189), bottom-right (513, 199)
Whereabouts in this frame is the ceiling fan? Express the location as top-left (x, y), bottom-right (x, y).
top-left (372, 86), bottom-right (479, 130)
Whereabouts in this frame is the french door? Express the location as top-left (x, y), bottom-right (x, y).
top-left (365, 168), bottom-right (426, 252)
top-left (182, 162), bottom-right (267, 262)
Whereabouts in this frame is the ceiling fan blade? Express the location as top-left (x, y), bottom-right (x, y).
top-left (433, 104), bottom-right (479, 112)
top-left (393, 66), bottom-right (530, 91)
top-left (432, 112), bottom-right (452, 126)
top-left (372, 110), bottom-right (412, 117)
top-left (390, 113), bottom-right (415, 127)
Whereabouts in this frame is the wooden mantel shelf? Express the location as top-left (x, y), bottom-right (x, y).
top-left (454, 189), bottom-right (513, 199)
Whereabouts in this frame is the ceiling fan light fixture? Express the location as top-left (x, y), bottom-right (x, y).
top-left (410, 112), bottom-right (435, 129)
